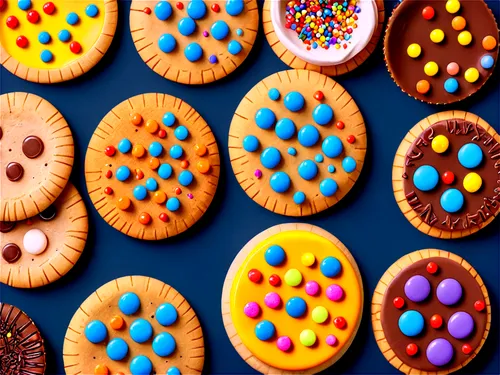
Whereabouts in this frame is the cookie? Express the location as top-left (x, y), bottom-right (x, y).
top-left (1, 182), bottom-right (88, 288)
top-left (0, 302), bottom-right (46, 375)
top-left (222, 223), bottom-right (363, 374)
top-left (385, 0), bottom-right (499, 104)
top-left (372, 249), bottom-right (490, 374)
top-left (229, 70), bottom-right (367, 216)
top-left (393, 111), bottom-right (500, 239)
top-left (85, 93), bottom-right (220, 240)
top-left (0, 0), bottom-right (118, 83)
top-left (0, 92), bottom-right (74, 222)
top-left (263, 0), bottom-right (384, 75)
top-left (129, 0), bottom-right (259, 84)
top-left (63, 275), bottom-right (204, 375)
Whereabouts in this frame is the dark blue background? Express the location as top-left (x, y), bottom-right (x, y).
top-left (1, 1), bottom-right (499, 374)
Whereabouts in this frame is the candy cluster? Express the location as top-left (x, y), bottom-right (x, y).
top-left (284, 0), bottom-right (361, 50)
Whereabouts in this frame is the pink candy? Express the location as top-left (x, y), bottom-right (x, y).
top-left (305, 281), bottom-right (320, 296)
top-left (447, 62), bottom-right (460, 76)
top-left (264, 292), bottom-right (281, 309)
top-left (326, 284), bottom-right (344, 301)
top-left (254, 169), bottom-right (262, 179)
top-left (277, 336), bottom-right (292, 351)
top-left (244, 302), bottom-right (260, 318)
top-left (326, 334), bottom-right (337, 346)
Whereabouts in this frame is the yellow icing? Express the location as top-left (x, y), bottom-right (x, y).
top-left (230, 231), bottom-right (362, 371)
top-left (0, 0), bottom-right (105, 69)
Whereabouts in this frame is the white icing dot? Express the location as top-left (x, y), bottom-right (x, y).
top-left (23, 229), bottom-right (48, 255)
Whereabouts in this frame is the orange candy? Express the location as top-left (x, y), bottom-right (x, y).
top-left (110, 315), bottom-right (124, 330)
top-left (416, 80), bottom-right (431, 94)
top-left (135, 168), bottom-right (144, 180)
top-left (149, 157), bottom-right (160, 170)
top-left (451, 16), bottom-right (466, 31)
top-left (196, 160), bottom-right (211, 174)
top-left (194, 144), bottom-right (207, 156)
top-left (94, 364), bottom-right (109, 375)
top-left (482, 35), bottom-right (497, 51)
top-left (139, 212), bottom-right (151, 225)
top-left (130, 113), bottom-right (142, 126)
top-left (181, 160), bottom-right (189, 169)
top-left (132, 144), bottom-right (146, 158)
top-left (145, 119), bottom-right (159, 133)
top-left (153, 191), bottom-right (167, 204)
top-left (116, 197), bottom-right (131, 210)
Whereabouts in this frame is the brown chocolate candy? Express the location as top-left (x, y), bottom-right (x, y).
top-left (6, 162), bottom-right (24, 182)
top-left (39, 205), bottom-right (56, 221)
top-left (0, 221), bottom-right (16, 233)
top-left (2, 243), bottom-right (21, 263)
top-left (22, 135), bottom-right (44, 159)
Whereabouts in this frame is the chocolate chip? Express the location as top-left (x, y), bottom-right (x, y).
top-left (2, 243), bottom-right (21, 263)
top-left (0, 127), bottom-right (3, 140)
top-left (0, 222), bottom-right (16, 233)
top-left (6, 162), bottom-right (23, 181)
top-left (39, 205), bottom-right (56, 221)
top-left (22, 135), bottom-right (44, 159)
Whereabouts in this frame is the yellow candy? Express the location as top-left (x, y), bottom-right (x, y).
top-left (464, 67), bottom-right (479, 83)
top-left (430, 29), bottom-right (445, 43)
top-left (153, 191), bottom-right (167, 204)
top-left (431, 135), bottom-right (449, 153)
top-left (312, 306), bottom-right (329, 324)
top-left (407, 43), bottom-right (421, 58)
top-left (132, 144), bottom-right (145, 158)
top-left (446, 0), bottom-right (460, 13)
top-left (458, 31), bottom-right (472, 46)
top-left (424, 61), bottom-right (439, 76)
top-left (463, 172), bottom-right (482, 193)
top-left (301, 253), bottom-right (316, 267)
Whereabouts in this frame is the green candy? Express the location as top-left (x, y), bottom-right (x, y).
top-left (284, 269), bottom-right (302, 287)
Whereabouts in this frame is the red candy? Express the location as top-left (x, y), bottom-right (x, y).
top-left (426, 262), bottom-right (438, 274)
top-left (474, 300), bottom-right (485, 312)
top-left (335, 121), bottom-right (345, 130)
top-left (269, 274), bottom-right (281, 286)
top-left (248, 269), bottom-right (262, 283)
top-left (174, 187), bottom-right (182, 195)
top-left (346, 135), bottom-right (355, 144)
top-left (6, 16), bottom-right (19, 29)
top-left (211, 3), bottom-right (220, 12)
top-left (176, 2), bottom-right (184, 10)
top-left (43, 2), bottom-right (55, 15)
top-left (143, 7), bottom-right (151, 14)
top-left (159, 213), bottom-right (169, 222)
top-left (104, 187), bottom-right (113, 195)
top-left (393, 297), bottom-right (405, 309)
top-left (70, 41), bottom-right (81, 54)
top-left (105, 170), bottom-right (112, 179)
top-left (313, 91), bottom-right (324, 100)
top-left (406, 343), bottom-right (418, 356)
top-left (0, 0), bottom-right (6, 11)
top-left (462, 344), bottom-right (472, 355)
top-left (430, 314), bottom-right (443, 329)
top-left (158, 129), bottom-right (167, 138)
top-left (104, 146), bottom-right (116, 156)
top-left (16, 36), bottom-right (28, 48)
top-left (422, 6), bottom-right (435, 20)
top-left (27, 10), bottom-right (40, 23)
top-left (442, 171), bottom-right (455, 185)
top-left (333, 317), bottom-right (346, 329)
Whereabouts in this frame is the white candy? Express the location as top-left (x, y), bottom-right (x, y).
top-left (23, 229), bottom-right (48, 255)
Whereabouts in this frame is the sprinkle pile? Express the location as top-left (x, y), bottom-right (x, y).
top-left (284, 0), bottom-right (361, 50)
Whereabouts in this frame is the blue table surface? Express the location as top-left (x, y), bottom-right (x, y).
top-left (1, 1), bottom-right (499, 374)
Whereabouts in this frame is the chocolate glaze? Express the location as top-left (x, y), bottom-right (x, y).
top-left (403, 119), bottom-right (500, 232)
top-left (6, 162), bottom-right (24, 182)
top-left (381, 257), bottom-right (487, 371)
top-left (0, 222), bottom-right (16, 233)
top-left (0, 303), bottom-right (46, 375)
top-left (2, 244), bottom-right (21, 264)
top-left (385, 0), bottom-right (499, 104)
top-left (39, 205), bottom-right (56, 221)
top-left (22, 136), bottom-right (44, 159)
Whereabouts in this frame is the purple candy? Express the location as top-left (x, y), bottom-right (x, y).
top-left (326, 334), bottom-right (337, 346)
top-left (437, 278), bottom-right (462, 306)
top-left (244, 302), bottom-right (260, 318)
top-left (326, 284), bottom-right (344, 301)
top-left (264, 292), bottom-right (281, 309)
top-left (203, 30), bottom-right (209, 37)
top-left (426, 338), bottom-right (454, 366)
top-left (305, 281), bottom-right (319, 296)
top-left (208, 55), bottom-right (218, 64)
top-left (404, 275), bottom-right (431, 302)
top-left (254, 169), bottom-right (262, 178)
top-left (448, 311), bottom-right (474, 339)
top-left (276, 336), bottom-right (291, 352)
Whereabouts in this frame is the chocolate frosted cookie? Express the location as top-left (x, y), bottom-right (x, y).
top-left (0, 92), bottom-right (74, 221)
top-left (372, 250), bottom-right (490, 374)
top-left (0, 303), bottom-right (46, 375)
top-left (393, 111), bottom-right (499, 239)
top-left (385, 0), bottom-right (498, 104)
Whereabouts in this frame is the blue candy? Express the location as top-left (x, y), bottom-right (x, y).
top-left (158, 164), bottom-right (173, 179)
top-left (440, 188), bottom-right (464, 213)
top-left (152, 332), bottom-right (176, 356)
top-left (66, 12), bottom-right (79, 25)
top-left (18, 0), bottom-right (31, 10)
top-left (116, 166), bottom-right (131, 181)
top-left (118, 138), bottom-right (132, 153)
top-left (260, 147), bottom-right (281, 169)
top-left (226, 0), bottom-right (244, 16)
top-left (398, 310), bottom-right (424, 337)
top-left (163, 112), bottom-right (176, 126)
top-left (265, 245), bottom-right (286, 266)
top-left (320, 256), bottom-right (341, 277)
top-left (119, 292), bottom-right (140, 315)
top-left (481, 55), bottom-right (494, 69)
top-left (155, 1), bottom-right (173, 20)
top-left (284, 91), bottom-right (305, 112)
top-left (149, 142), bottom-right (163, 157)
top-left (255, 320), bottom-right (275, 341)
top-left (298, 159), bottom-right (318, 180)
top-left (167, 197), bottom-right (180, 212)
top-left (328, 164), bottom-right (335, 173)
top-left (228, 40), bottom-right (242, 55)
top-left (243, 135), bottom-right (259, 152)
top-left (293, 191), bottom-right (305, 204)
top-left (286, 297), bottom-right (307, 318)
top-left (158, 34), bottom-right (177, 53)
top-left (255, 108), bottom-right (276, 129)
top-left (444, 78), bottom-right (459, 94)
top-left (133, 185), bottom-right (148, 200)
top-left (275, 118), bottom-right (296, 140)
top-left (413, 165), bottom-right (439, 191)
top-left (40, 50), bottom-right (53, 63)
top-left (170, 145), bottom-right (183, 159)
top-left (156, 303), bottom-right (178, 326)
top-left (167, 367), bottom-right (181, 375)
top-left (130, 319), bottom-right (153, 343)
top-left (458, 143), bottom-right (483, 168)
top-left (58, 30), bottom-right (71, 42)
top-left (174, 125), bottom-right (189, 141)
top-left (315, 154), bottom-right (324, 163)
top-left (320, 178), bottom-right (338, 197)
top-left (107, 338), bottom-right (128, 361)
top-left (312, 104), bottom-right (334, 125)
top-left (268, 88), bottom-right (280, 101)
top-left (187, 0), bottom-right (207, 19)
top-left (322, 136), bottom-right (343, 158)
top-left (178, 170), bottom-right (194, 186)
top-left (298, 125), bottom-right (320, 147)
top-left (211, 20), bottom-right (229, 40)
top-left (342, 156), bottom-right (357, 173)
top-left (130, 355), bottom-right (153, 375)
top-left (178, 17), bottom-right (196, 36)
top-left (145, 178), bottom-right (158, 191)
top-left (38, 32), bottom-right (51, 44)
top-left (85, 4), bottom-right (99, 17)
top-left (270, 172), bottom-right (290, 193)
top-left (85, 320), bottom-right (107, 344)
top-left (184, 42), bottom-right (203, 62)
top-left (288, 147), bottom-right (297, 156)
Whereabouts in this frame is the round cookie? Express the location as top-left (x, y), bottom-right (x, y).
top-left (385, 0), bottom-right (499, 104)
top-left (1, 182), bottom-right (88, 288)
top-left (85, 93), bottom-right (220, 240)
top-left (393, 111), bottom-right (500, 239)
top-left (229, 70), bottom-right (367, 216)
top-left (0, 302), bottom-right (46, 375)
top-left (129, 0), bottom-right (259, 84)
top-left (263, 0), bottom-right (384, 75)
top-left (63, 275), bottom-right (204, 375)
top-left (222, 223), bottom-right (363, 374)
top-left (0, 92), bottom-right (74, 221)
top-left (0, 0), bottom-right (118, 83)
top-left (372, 249), bottom-right (490, 374)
